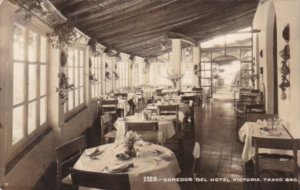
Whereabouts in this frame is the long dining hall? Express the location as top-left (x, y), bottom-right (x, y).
top-left (0, 0), bottom-right (300, 190)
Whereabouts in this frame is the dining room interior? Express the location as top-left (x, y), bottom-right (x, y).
top-left (0, 0), bottom-right (300, 190)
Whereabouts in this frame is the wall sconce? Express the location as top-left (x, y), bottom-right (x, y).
top-left (260, 67), bottom-right (263, 75)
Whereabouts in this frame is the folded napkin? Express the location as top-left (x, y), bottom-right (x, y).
top-left (85, 147), bottom-right (106, 157)
top-left (159, 152), bottom-right (174, 161)
top-left (107, 163), bottom-right (134, 173)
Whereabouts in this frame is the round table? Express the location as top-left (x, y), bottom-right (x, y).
top-left (74, 143), bottom-right (181, 190)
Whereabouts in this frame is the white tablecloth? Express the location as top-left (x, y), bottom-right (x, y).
top-left (114, 115), bottom-right (176, 143)
top-left (238, 122), bottom-right (292, 162)
top-left (74, 143), bottom-right (181, 190)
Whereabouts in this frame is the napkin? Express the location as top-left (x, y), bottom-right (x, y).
top-left (159, 152), bottom-right (174, 161)
top-left (107, 163), bottom-right (134, 173)
top-left (86, 147), bottom-right (103, 157)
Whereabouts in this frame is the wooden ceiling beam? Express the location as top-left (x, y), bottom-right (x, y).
top-left (92, 4), bottom-right (214, 42)
top-left (73, 0), bottom-right (155, 25)
top-left (79, 0), bottom-right (177, 29)
top-left (89, 1), bottom-right (211, 35)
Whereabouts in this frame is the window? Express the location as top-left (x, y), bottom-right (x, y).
top-left (64, 48), bottom-right (85, 115)
top-left (12, 23), bottom-right (48, 145)
top-left (90, 56), bottom-right (102, 98)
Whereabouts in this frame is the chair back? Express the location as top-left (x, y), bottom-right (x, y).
top-left (246, 113), bottom-right (276, 122)
top-left (70, 168), bottom-right (130, 190)
top-left (252, 137), bottom-right (300, 177)
top-left (252, 137), bottom-right (300, 151)
top-left (192, 87), bottom-right (202, 94)
top-left (101, 113), bottom-right (113, 144)
top-left (114, 93), bottom-right (128, 99)
top-left (158, 105), bottom-right (179, 131)
top-left (125, 122), bottom-right (158, 132)
top-left (125, 122), bottom-right (159, 143)
top-left (158, 105), bottom-right (179, 115)
top-left (181, 96), bottom-right (195, 104)
top-left (56, 135), bottom-right (87, 188)
top-left (100, 99), bottom-right (118, 115)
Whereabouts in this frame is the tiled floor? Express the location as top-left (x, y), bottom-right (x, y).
top-left (190, 100), bottom-right (246, 190)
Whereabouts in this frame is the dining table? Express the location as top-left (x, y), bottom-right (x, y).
top-left (114, 114), bottom-right (177, 144)
top-left (73, 143), bottom-right (181, 190)
top-left (238, 121), bottom-right (293, 162)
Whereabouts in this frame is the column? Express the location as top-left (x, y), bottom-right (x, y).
top-left (128, 59), bottom-right (133, 88)
top-left (101, 53), bottom-right (106, 94)
top-left (112, 57), bottom-right (116, 91)
top-left (170, 39), bottom-right (182, 90)
top-left (192, 47), bottom-right (200, 87)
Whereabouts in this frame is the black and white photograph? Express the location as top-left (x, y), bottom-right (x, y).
top-left (0, 0), bottom-right (299, 189)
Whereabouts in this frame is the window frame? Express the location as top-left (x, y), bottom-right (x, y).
top-left (7, 20), bottom-right (50, 161)
top-left (90, 55), bottom-right (102, 99)
top-left (64, 45), bottom-right (86, 119)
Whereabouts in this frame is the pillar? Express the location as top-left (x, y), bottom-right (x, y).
top-left (192, 47), bottom-right (200, 87)
top-left (170, 39), bottom-right (182, 90)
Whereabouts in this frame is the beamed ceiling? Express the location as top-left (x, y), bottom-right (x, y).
top-left (49, 0), bottom-right (259, 57)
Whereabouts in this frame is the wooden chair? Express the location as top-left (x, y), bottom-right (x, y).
top-left (125, 121), bottom-right (159, 143)
top-left (114, 93), bottom-right (128, 100)
top-left (135, 90), bottom-right (144, 107)
top-left (158, 105), bottom-right (184, 161)
top-left (158, 105), bottom-right (179, 131)
top-left (55, 135), bottom-right (87, 190)
top-left (236, 104), bottom-right (265, 131)
top-left (101, 113), bottom-right (116, 144)
top-left (192, 87), bottom-right (202, 106)
top-left (246, 113), bottom-right (276, 122)
top-left (70, 168), bottom-right (130, 190)
top-left (252, 137), bottom-right (300, 190)
top-left (99, 99), bottom-right (118, 116)
top-left (180, 96), bottom-right (194, 133)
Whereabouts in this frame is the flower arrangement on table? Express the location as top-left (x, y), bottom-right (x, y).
top-left (166, 68), bottom-right (184, 89)
top-left (124, 131), bottom-right (141, 157)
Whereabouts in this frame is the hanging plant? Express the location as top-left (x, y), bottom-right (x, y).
top-left (193, 64), bottom-right (199, 75)
top-left (56, 72), bottom-right (74, 105)
top-left (47, 21), bottom-right (79, 48)
top-left (13, 0), bottom-right (45, 20)
top-left (282, 24), bottom-right (290, 42)
top-left (129, 54), bottom-right (135, 61)
top-left (60, 49), bottom-right (68, 67)
top-left (113, 71), bottom-right (119, 80)
top-left (88, 38), bottom-right (101, 56)
top-left (88, 58), bottom-right (98, 82)
top-left (104, 47), bottom-right (118, 57)
top-left (105, 71), bottom-right (112, 80)
top-left (89, 71), bottom-right (98, 82)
